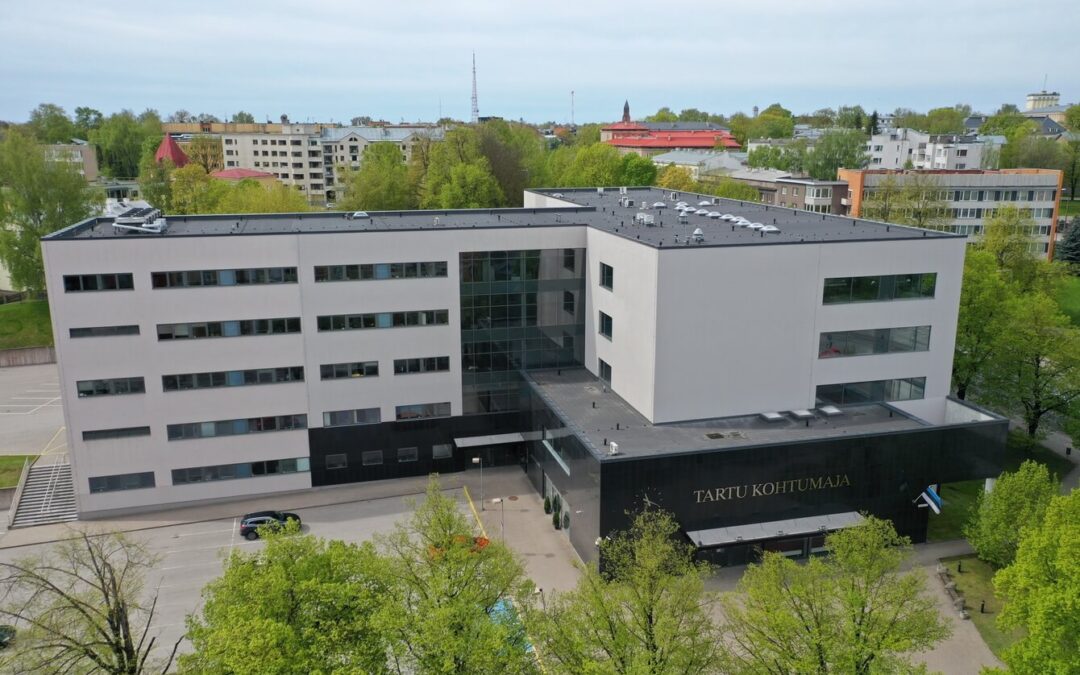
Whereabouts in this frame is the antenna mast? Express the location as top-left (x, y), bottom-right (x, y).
top-left (471, 53), bottom-right (479, 124)
top-left (571, 90), bottom-right (575, 126)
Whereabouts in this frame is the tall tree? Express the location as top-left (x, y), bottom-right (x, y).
top-left (229, 111), bottom-right (255, 124)
top-left (656, 165), bottom-right (696, 191)
top-left (530, 510), bottom-right (723, 675)
top-left (707, 177), bottom-right (761, 202)
top-left (979, 206), bottom-right (1043, 290)
top-left (214, 180), bottom-right (311, 214)
top-left (91, 110), bottom-right (152, 178)
top-left (991, 491), bottom-right (1080, 674)
top-left (803, 129), bottom-right (869, 180)
top-left (73, 106), bottom-right (104, 139)
top-left (0, 129), bottom-right (102, 290)
top-left (1064, 104), bottom-right (1080, 132)
top-left (836, 105), bottom-right (868, 130)
top-left (860, 174), bottom-right (904, 223)
top-left (719, 517), bottom-right (950, 674)
top-left (999, 123), bottom-right (1065, 170)
top-left (924, 106), bottom-right (967, 134)
top-left (476, 119), bottom-right (531, 206)
top-left (167, 110), bottom-right (193, 123)
top-left (865, 110), bottom-right (880, 136)
top-left (338, 142), bottom-right (415, 211)
top-left (559, 143), bottom-right (623, 187)
top-left (437, 161), bottom-right (504, 208)
top-left (184, 135), bottom-right (223, 173)
top-left (1060, 137), bottom-right (1080, 202)
top-left (677, 108), bottom-right (709, 122)
top-left (984, 292), bottom-right (1080, 438)
top-left (26, 103), bottom-right (75, 143)
top-left (979, 112), bottom-right (1029, 136)
top-left (182, 524), bottom-right (392, 675)
top-left (952, 248), bottom-right (1017, 400)
top-left (616, 152), bottom-right (657, 186)
top-left (645, 107), bottom-right (678, 123)
top-left (728, 112), bottom-right (753, 146)
top-left (1055, 217), bottom-right (1080, 264)
top-left (900, 173), bottom-right (950, 230)
top-left (170, 164), bottom-right (227, 214)
top-left (419, 126), bottom-right (484, 207)
top-left (964, 461), bottom-right (1059, 568)
top-left (0, 531), bottom-right (180, 674)
top-left (376, 479), bottom-right (536, 674)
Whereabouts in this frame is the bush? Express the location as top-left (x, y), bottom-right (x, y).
top-left (562, 513), bottom-right (570, 530)
top-left (965, 461), bottom-right (1058, 567)
top-left (552, 512), bottom-right (561, 530)
top-left (543, 496), bottom-right (551, 514)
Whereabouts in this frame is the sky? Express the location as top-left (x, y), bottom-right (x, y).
top-left (1, 0), bottom-right (1077, 125)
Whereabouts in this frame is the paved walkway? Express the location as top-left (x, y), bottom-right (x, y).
top-left (1007, 421), bottom-right (1080, 492)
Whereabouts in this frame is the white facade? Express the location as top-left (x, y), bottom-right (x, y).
top-left (44, 189), bottom-right (969, 516)
top-left (867, 128), bottom-right (984, 170)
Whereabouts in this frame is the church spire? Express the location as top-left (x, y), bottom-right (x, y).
top-left (622, 100), bottom-right (631, 123)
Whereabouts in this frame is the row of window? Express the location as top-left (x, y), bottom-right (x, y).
top-left (76, 377), bottom-right (145, 397)
top-left (63, 273), bottom-right (133, 293)
top-left (163, 367), bottom-right (304, 391)
top-left (151, 267), bottom-right (297, 288)
top-left (394, 356), bottom-right (451, 375)
top-left (70, 325), bottom-right (140, 338)
top-left (323, 408), bottom-right (380, 427)
top-left (819, 326), bottom-right (931, 359)
top-left (313, 261), bottom-right (448, 282)
top-left (321, 361), bottom-right (379, 379)
top-left (951, 208), bottom-right (1054, 220)
top-left (172, 458), bottom-right (310, 485)
top-left (166, 415), bottom-right (308, 441)
top-left (316, 310), bottom-right (448, 331)
top-left (157, 318), bottom-right (301, 340)
top-left (324, 444), bottom-right (453, 470)
top-left (816, 377), bottom-right (927, 405)
top-left (822, 273), bottom-right (936, 305)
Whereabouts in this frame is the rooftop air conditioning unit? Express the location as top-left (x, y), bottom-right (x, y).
top-left (608, 442), bottom-right (619, 456)
top-left (597, 187), bottom-right (605, 195)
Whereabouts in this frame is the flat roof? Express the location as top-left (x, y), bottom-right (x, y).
top-left (45, 187), bottom-right (960, 248)
top-left (526, 369), bottom-right (928, 460)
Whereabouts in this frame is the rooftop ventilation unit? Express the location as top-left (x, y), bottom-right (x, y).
top-left (552, 192), bottom-right (564, 198)
top-left (652, 201), bottom-right (666, 209)
top-left (345, 211), bottom-right (370, 220)
top-left (818, 405), bottom-right (843, 417)
top-left (633, 212), bottom-right (655, 226)
top-left (111, 207), bottom-right (167, 234)
top-left (677, 212), bottom-right (689, 224)
top-left (670, 191), bottom-right (678, 200)
top-left (789, 409), bottom-right (815, 420)
top-left (608, 441), bottom-right (620, 456)
top-left (619, 186), bottom-right (628, 194)
top-left (597, 187), bottom-right (605, 195)
top-left (759, 412), bottom-right (785, 423)
top-left (692, 227), bottom-right (704, 243)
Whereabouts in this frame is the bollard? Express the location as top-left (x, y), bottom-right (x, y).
top-left (980, 600), bottom-right (986, 614)
top-left (958, 560), bottom-right (963, 573)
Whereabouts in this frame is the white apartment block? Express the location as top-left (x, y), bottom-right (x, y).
top-left (867, 128), bottom-right (985, 170)
top-left (42, 190), bottom-right (1006, 563)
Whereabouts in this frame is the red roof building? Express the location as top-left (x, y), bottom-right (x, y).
top-left (601, 101), bottom-right (740, 155)
top-left (154, 135), bottom-right (189, 168)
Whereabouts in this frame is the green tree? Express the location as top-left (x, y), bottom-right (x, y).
top-left (860, 174), bottom-right (904, 223)
top-left (230, 111), bottom-right (255, 124)
top-left (1060, 137), bottom-right (1080, 202)
top-left (836, 105), bottom-right (868, 130)
top-left (560, 143), bottom-right (623, 187)
top-left (91, 110), bottom-right (153, 178)
top-left (1055, 217), bottom-right (1080, 264)
top-left (645, 107), bottom-right (678, 123)
top-left (991, 491), bottom-right (1080, 674)
top-left (170, 164), bottom-right (227, 214)
top-left (214, 180), bottom-right (311, 214)
top-left (185, 135), bottom-right (223, 173)
top-left (656, 165), bottom-right (696, 191)
top-left (900, 173), bottom-right (950, 230)
top-left (952, 248), bottom-right (1017, 400)
top-left (1000, 123), bottom-right (1065, 170)
top-left (182, 524), bottom-right (392, 675)
top-left (964, 461), bottom-right (1059, 568)
top-left (677, 108), bottom-right (709, 122)
top-left (984, 292), bottom-right (1080, 438)
top-left (719, 516), bottom-right (950, 674)
top-left (437, 161), bottom-right (504, 208)
top-left (419, 126), bottom-right (484, 207)
top-left (866, 110), bottom-right (880, 136)
top-left (26, 103), bottom-right (75, 143)
top-left (706, 177), bottom-right (760, 202)
top-left (616, 152), bottom-right (657, 186)
top-left (728, 113), bottom-right (752, 146)
top-left (0, 531), bottom-right (180, 674)
top-left (979, 112), bottom-right (1029, 136)
top-left (997, 103), bottom-right (1020, 115)
top-left (747, 145), bottom-right (783, 170)
top-left (1064, 104), bottom-right (1080, 132)
top-left (924, 106), bottom-right (967, 134)
top-left (979, 206), bottom-right (1043, 289)
top-left (749, 104), bottom-right (794, 139)
top-left (530, 510), bottom-right (723, 675)
top-left (892, 107), bottom-right (926, 131)
top-left (572, 123), bottom-right (602, 146)
top-left (377, 479), bottom-right (536, 674)
top-left (0, 128), bottom-right (102, 290)
top-left (477, 120), bottom-right (537, 206)
top-left (804, 129), bottom-right (869, 180)
top-left (802, 107), bottom-right (836, 128)
top-left (339, 142), bottom-right (415, 211)
top-left (73, 106), bottom-right (104, 139)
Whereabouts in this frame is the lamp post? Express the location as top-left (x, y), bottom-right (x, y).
top-left (491, 497), bottom-right (505, 540)
top-left (471, 456), bottom-right (484, 510)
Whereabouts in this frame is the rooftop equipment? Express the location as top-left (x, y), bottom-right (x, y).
top-left (111, 207), bottom-right (167, 234)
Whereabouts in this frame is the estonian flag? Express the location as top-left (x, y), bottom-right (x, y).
top-left (918, 485), bottom-right (942, 514)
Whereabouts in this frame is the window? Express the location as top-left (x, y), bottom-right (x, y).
top-left (76, 377), bottom-right (145, 397)
top-left (89, 472), bottom-right (155, 493)
top-left (563, 248), bottom-right (576, 271)
top-left (398, 447), bottom-right (418, 463)
top-left (563, 290), bottom-right (575, 315)
top-left (362, 450), bottom-right (383, 466)
top-left (322, 408), bottom-right (380, 427)
top-left (63, 273), bottom-right (134, 293)
top-left (822, 273), bottom-right (936, 304)
top-left (172, 457), bottom-right (310, 485)
top-left (163, 367), bottom-right (303, 391)
top-left (395, 402), bottom-right (451, 421)
top-left (599, 312), bottom-right (613, 340)
top-left (433, 443), bottom-right (453, 459)
top-left (819, 326), bottom-right (931, 358)
top-left (316, 310), bottom-right (448, 332)
top-left (157, 317), bottom-right (301, 340)
top-left (151, 267), bottom-right (297, 288)
top-left (600, 263), bottom-right (614, 290)
top-left (167, 415), bottom-right (306, 440)
top-left (598, 359), bottom-right (612, 383)
top-left (70, 325), bottom-right (140, 338)
top-left (314, 261), bottom-right (449, 283)
top-left (393, 356), bottom-right (450, 375)
top-left (320, 362), bottom-right (379, 379)
top-left (82, 426), bottom-right (150, 441)
top-left (325, 454), bottom-right (347, 470)
top-left (816, 377), bottom-right (926, 404)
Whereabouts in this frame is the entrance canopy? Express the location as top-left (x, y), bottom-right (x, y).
top-left (453, 432), bottom-right (527, 449)
top-left (686, 511), bottom-right (864, 548)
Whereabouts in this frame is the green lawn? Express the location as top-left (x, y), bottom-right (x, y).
top-left (940, 554), bottom-right (1024, 659)
top-left (0, 455), bottom-right (36, 489)
top-left (1060, 199), bottom-right (1080, 218)
top-left (0, 300), bottom-right (53, 350)
top-left (1057, 275), bottom-right (1080, 326)
top-left (927, 430), bottom-right (1073, 541)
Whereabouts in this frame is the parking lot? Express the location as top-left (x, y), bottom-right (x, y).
top-left (0, 364), bottom-right (65, 458)
top-left (0, 489), bottom-right (456, 659)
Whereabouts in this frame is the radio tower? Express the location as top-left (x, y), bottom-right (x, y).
top-left (470, 52), bottom-right (479, 124)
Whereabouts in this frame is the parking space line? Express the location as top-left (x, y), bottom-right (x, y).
top-left (229, 517), bottom-right (237, 552)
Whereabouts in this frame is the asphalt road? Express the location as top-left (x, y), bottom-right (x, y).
top-left (0, 364), bottom-right (64, 458)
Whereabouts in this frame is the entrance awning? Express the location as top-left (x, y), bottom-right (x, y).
top-left (686, 511), bottom-right (864, 548)
top-left (453, 432), bottom-right (527, 449)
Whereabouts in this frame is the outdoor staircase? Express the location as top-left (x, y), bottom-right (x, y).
top-left (10, 462), bottom-right (77, 528)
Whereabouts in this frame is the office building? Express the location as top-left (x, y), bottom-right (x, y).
top-left (839, 168), bottom-right (1063, 258)
top-left (42, 188), bottom-right (1005, 563)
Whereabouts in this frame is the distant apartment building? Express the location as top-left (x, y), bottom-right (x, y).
top-left (218, 124), bottom-right (443, 204)
top-left (649, 150), bottom-right (746, 179)
top-left (839, 168), bottom-right (1063, 258)
top-left (46, 141), bottom-right (99, 181)
top-left (1022, 90), bottom-right (1071, 124)
top-left (727, 169), bottom-right (847, 214)
top-left (866, 129), bottom-right (986, 170)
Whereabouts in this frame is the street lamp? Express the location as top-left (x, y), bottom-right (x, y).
top-left (471, 456), bottom-right (484, 510)
top-left (491, 497), bottom-right (505, 540)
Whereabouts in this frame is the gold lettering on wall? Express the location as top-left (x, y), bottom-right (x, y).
top-left (693, 474), bottom-right (851, 504)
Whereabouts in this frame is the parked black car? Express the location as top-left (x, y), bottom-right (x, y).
top-left (239, 511), bottom-right (301, 540)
